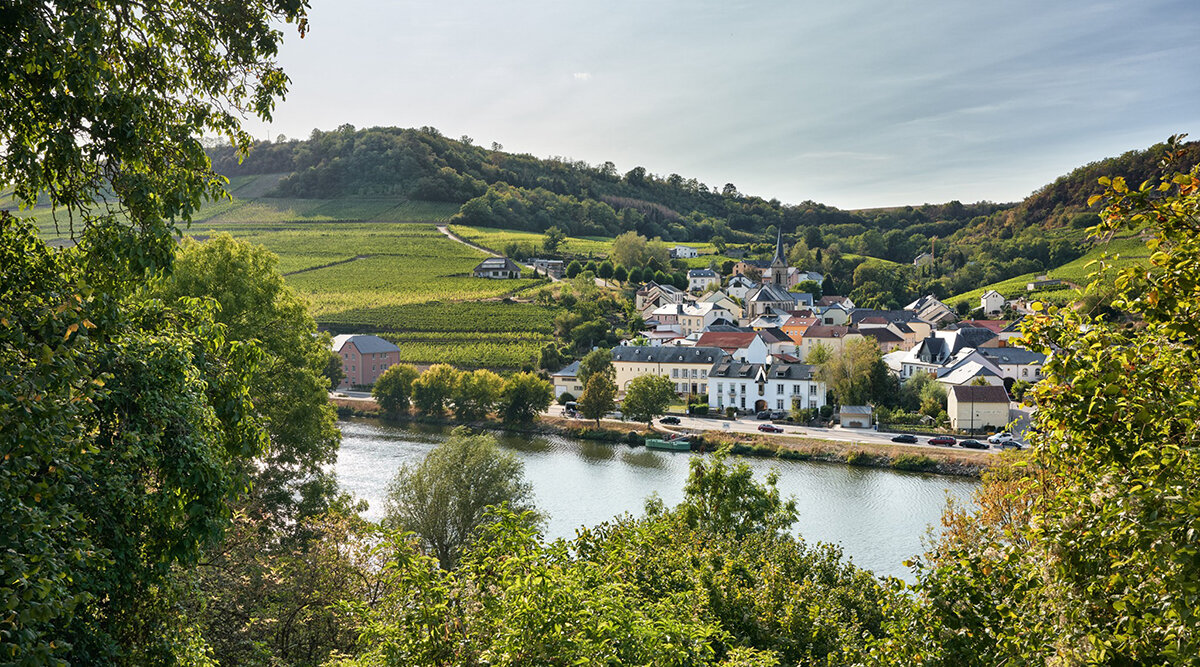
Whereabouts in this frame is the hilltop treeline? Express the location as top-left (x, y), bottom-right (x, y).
top-left (210, 127), bottom-right (1198, 307)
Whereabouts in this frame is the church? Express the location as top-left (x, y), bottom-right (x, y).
top-left (745, 230), bottom-right (804, 320)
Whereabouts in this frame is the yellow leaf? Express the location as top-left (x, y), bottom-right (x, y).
top-left (1087, 194), bottom-right (1103, 207)
top-left (64, 322), bottom-right (78, 340)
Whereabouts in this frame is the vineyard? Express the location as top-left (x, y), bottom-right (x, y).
top-left (182, 219), bottom-right (560, 369)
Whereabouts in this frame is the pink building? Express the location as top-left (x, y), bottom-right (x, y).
top-left (331, 334), bottom-right (401, 389)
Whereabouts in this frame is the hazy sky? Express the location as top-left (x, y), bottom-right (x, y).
top-left (244, 0), bottom-right (1200, 209)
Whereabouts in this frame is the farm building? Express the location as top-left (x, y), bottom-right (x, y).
top-left (473, 257), bottom-right (523, 279)
top-left (531, 258), bottom-right (565, 279)
top-left (947, 384), bottom-right (1011, 432)
top-left (670, 245), bottom-right (699, 259)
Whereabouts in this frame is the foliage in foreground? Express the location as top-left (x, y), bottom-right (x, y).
top-left (338, 452), bottom-right (896, 666)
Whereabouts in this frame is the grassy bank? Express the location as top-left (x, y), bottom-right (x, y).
top-left (331, 398), bottom-right (990, 477)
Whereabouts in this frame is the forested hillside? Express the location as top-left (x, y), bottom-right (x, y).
top-left (209, 127), bottom-right (1197, 309)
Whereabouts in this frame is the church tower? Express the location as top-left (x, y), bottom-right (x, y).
top-left (769, 228), bottom-right (787, 287)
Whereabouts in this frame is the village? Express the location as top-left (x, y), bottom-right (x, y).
top-left (332, 230), bottom-right (1046, 445)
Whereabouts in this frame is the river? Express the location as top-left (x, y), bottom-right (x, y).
top-left (334, 418), bottom-right (979, 581)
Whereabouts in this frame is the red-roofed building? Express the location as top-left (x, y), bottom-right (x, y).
top-left (695, 331), bottom-right (770, 364)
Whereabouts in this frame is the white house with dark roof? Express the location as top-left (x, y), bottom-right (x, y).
top-left (611, 345), bottom-right (728, 395)
top-left (725, 275), bottom-right (759, 300)
top-left (707, 360), bottom-right (826, 413)
top-left (331, 334), bottom-right (401, 389)
top-left (551, 361), bottom-right (583, 398)
top-left (472, 257), bottom-right (523, 279)
top-left (981, 289), bottom-right (1006, 315)
top-left (670, 245), bottom-right (699, 259)
top-left (978, 346), bottom-right (1047, 382)
top-left (687, 268), bottom-right (719, 291)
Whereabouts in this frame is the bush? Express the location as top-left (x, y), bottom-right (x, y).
top-left (845, 450), bottom-right (873, 466)
top-left (777, 449), bottom-right (812, 461)
top-left (725, 406), bottom-right (738, 419)
top-left (625, 431), bottom-right (644, 446)
top-left (557, 392), bottom-right (575, 405)
top-left (819, 405), bottom-right (834, 420)
top-left (892, 453), bottom-right (937, 472)
top-left (751, 444), bottom-right (777, 457)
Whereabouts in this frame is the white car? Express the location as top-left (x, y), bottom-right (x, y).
top-left (987, 431), bottom-right (1014, 444)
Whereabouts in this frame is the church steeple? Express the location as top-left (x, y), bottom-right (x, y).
top-left (770, 228), bottom-right (787, 286)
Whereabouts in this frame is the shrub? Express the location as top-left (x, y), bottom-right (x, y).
top-left (557, 392), bottom-right (576, 405)
top-left (725, 406), bottom-right (738, 419)
top-left (892, 453), bottom-right (937, 472)
top-left (845, 450), bottom-right (873, 466)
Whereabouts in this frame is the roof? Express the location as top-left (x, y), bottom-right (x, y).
top-left (978, 347), bottom-right (1046, 365)
top-left (771, 228), bottom-right (786, 265)
top-left (957, 319), bottom-right (1009, 334)
top-left (982, 289), bottom-right (1004, 298)
top-left (708, 360), bottom-right (764, 379)
top-left (840, 405), bottom-right (873, 415)
top-left (849, 308), bottom-right (924, 324)
top-left (758, 327), bottom-right (791, 344)
top-left (611, 346), bottom-right (728, 365)
top-left (817, 295), bottom-right (851, 307)
top-left (803, 325), bottom-right (855, 339)
top-left (687, 268), bottom-right (718, 278)
top-left (748, 283), bottom-right (795, 303)
top-left (950, 385), bottom-right (1010, 403)
top-left (949, 327), bottom-right (999, 350)
top-left (859, 328), bottom-right (904, 343)
top-left (696, 332), bottom-right (762, 351)
top-left (552, 360), bottom-right (581, 378)
top-left (331, 334), bottom-right (399, 354)
top-left (474, 257), bottom-right (522, 272)
top-left (739, 259), bottom-right (773, 269)
top-left (727, 275), bottom-right (757, 286)
top-left (768, 362), bottom-right (816, 380)
top-left (937, 362), bottom-right (1001, 385)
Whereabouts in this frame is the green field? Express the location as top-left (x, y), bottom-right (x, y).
top-left (947, 236), bottom-right (1150, 305)
top-left (449, 224), bottom-right (742, 269)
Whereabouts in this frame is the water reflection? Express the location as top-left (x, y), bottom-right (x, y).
top-left (334, 418), bottom-right (977, 581)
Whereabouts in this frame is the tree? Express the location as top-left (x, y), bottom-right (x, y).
top-left (543, 225), bottom-right (567, 254)
top-left (610, 231), bottom-right (649, 268)
top-left (796, 279), bottom-right (823, 299)
top-left (412, 364), bottom-right (462, 415)
top-left (498, 372), bottom-right (554, 423)
top-left (1, 3), bottom-right (308, 662)
top-left (565, 260), bottom-right (583, 279)
top-left (679, 450), bottom-right (798, 538)
top-left (578, 374), bottom-right (618, 427)
top-left (383, 429), bottom-right (540, 569)
top-left (374, 363), bottom-right (421, 413)
top-left (155, 234), bottom-right (343, 528)
top-left (817, 338), bottom-right (883, 406)
top-left (597, 260), bottom-right (615, 282)
top-left (577, 348), bottom-right (615, 386)
top-left (451, 369), bottom-right (505, 421)
top-left (805, 341), bottom-right (833, 365)
top-left (622, 374), bottom-right (675, 424)
top-left (612, 265), bottom-right (629, 283)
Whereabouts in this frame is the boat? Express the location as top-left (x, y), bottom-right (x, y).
top-left (645, 437), bottom-right (692, 452)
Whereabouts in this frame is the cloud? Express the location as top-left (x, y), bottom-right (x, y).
top-left (572, 72), bottom-right (592, 81)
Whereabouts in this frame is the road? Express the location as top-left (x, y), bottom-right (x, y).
top-left (543, 405), bottom-right (998, 454)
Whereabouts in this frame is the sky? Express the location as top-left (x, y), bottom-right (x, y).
top-left (243, 0), bottom-right (1200, 209)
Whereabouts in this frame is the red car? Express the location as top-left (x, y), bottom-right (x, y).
top-left (758, 424), bottom-right (784, 433)
top-left (927, 436), bottom-right (956, 446)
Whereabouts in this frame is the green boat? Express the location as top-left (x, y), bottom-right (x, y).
top-left (645, 438), bottom-right (692, 452)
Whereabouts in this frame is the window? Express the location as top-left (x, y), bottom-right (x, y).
top-left (716, 383), bottom-right (723, 393)
top-left (776, 385), bottom-right (784, 394)
top-left (810, 385), bottom-right (817, 395)
top-left (672, 369), bottom-right (678, 378)
top-left (1021, 368), bottom-right (1028, 377)
top-left (691, 369), bottom-right (698, 378)
top-left (701, 369), bottom-right (707, 378)
top-left (793, 385), bottom-right (800, 394)
top-left (777, 400), bottom-right (784, 410)
top-left (740, 384), bottom-right (746, 394)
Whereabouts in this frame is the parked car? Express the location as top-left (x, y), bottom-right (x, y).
top-left (756, 410), bottom-right (772, 420)
top-left (659, 416), bottom-right (680, 425)
top-left (987, 431), bottom-right (1014, 444)
top-left (890, 434), bottom-right (918, 444)
top-left (758, 424), bottom-right (784, 433)
top-left (927, 436), bottom-right (956, 446)
top-left (769, 410), bottom-right (788, 420)
top-left (959, 439), bottom-right (988, 450)
top-left (1000, 440), bottom-right (1025, 450)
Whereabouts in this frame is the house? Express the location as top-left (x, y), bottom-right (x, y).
top-left (839, 405), bottom-right (873, 428)
top-left (707, 361), bottom-right (826, 413)
top-left (732, 259), bottom-right (772, 279)
top-left (758, 327), bottom-right (800, 359)
top-left (687, 268), bottom-right (720, 292)
top-left (632, 326), bottom-right (686, 347)
top-left (817, 295), bottom-right (855, 309)
top-left (695, 331), bottom-right (770, 364)
top-left (331, 334), bottom-right (401, 389)
top-left (472, 257), bottom-right (523, 279)
top-left (781, 315), bottom-right (819, 345)
top-left (904, 294), bottom-right (957, 325)
top-left (552, 361), bottom-right (583, 398)
top-left (611, 345), bottom-right (728, 396)
top-left (858, 327), bottom-right (906, 353)
top-left (795, 325), bottom-right (865, 357)
top-left (981, 289), bottom-right (1006, 315)
top-left (948, 385), bottom-right (1011, 432)
top-left (913, 252), bottom-right (934, 267)
top-left (978, 347), bottom-right (1047, 382)
top-left (699, 290), bottom-right (743, 319)
top-left (670, 245), bottom-right (699, 259)
top-left (850, 309), bottom-right (934, 341)
top-left (898, 328), bottom-right (1000, 379)
top-left (726, 275), bottom-right (759, 300)
top-left (531, 258), bottom-right (565, 279)
top-left (636, 281), bottom-right (690, 317)
top-left (815, 301), bottom-right (852, 326)
top-left (652, 302), bottom-right (728, 335)
top-left (935, 361), bottom-right (1005, 388)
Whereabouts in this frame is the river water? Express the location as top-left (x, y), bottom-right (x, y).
top-left (334, 418), bottom-right (979, 581)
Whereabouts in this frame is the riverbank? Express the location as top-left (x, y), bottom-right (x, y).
top-left (330, 397), bottom-right (992, 478)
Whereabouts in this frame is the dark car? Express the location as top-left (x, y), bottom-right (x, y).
top-left (758, 424), bottom-right (784, 433)
top-left (959, 439), bottom-right (988, 450)
top-left (1000, 440), bottom-right (1025, 450)
top-left (659, 416), bottom-right (680, 425)
top-left (890, 434), bottom-right (918, 444)
top-left (756, 410), bottom-right (772, 420)
top-left (769, 410), bottom-right (788, 420)
top-left (927, 435), bottom-right (956, 446)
